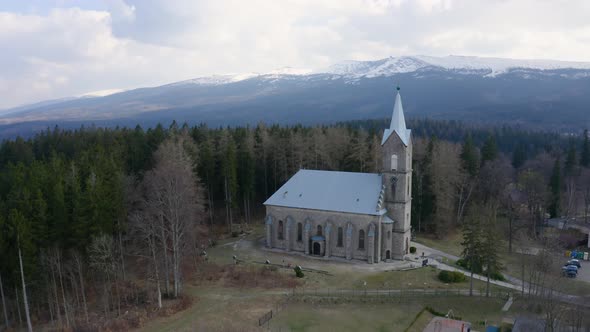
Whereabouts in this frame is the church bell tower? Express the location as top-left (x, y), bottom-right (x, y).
top-left (381, 87), bottom-right (412, 259)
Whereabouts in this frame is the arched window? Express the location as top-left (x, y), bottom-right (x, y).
top-left (391, 154), bottom-right (398, 171)
top-left (387, 231), bottom-right (391, 240)
top-left (278, 220), bottom-right (284, 240)
top-left (297, 223), bottom-right (303, 242)
top-left (337, 227), bottom-right (343, 247)
top-left (317, 225), bottom-right (323, 236)
top-left (358, 230), bottom-right (365, 250)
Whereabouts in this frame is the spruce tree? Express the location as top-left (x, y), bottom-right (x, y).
top-left (581, 129), bottom-right (590, 168)
top-left (512, 143), bottom-right (527, 169)
top-left (565, 141), bottom-right (577, 177)
top-left (549, 158), bottom-right (562, 218)
top-left (460, 135), bottom-right (479, 177)
top-left (481, 135), bottom-right (498, 165)
top-left (461, 207), bottom-right (484, 296)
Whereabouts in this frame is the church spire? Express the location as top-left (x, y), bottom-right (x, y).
top-left (381, 86), bottom-right (410, 146)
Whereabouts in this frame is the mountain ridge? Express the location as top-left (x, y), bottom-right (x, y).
top-left (1, 54), bottom-right (590, 138)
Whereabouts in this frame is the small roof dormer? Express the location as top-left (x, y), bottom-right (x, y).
top-left (381, 86), bottom-right (411, 146)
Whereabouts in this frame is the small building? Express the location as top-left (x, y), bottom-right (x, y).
top-left (263, 88), bottom-right (412, 262)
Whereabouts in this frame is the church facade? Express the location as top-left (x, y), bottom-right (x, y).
top-left (263, 89), bottom-right (412, 263)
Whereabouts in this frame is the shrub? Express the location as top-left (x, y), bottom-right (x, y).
top-left (409, 246), bottom-right (417, 254)
top-left (489, 270), bottom-right (505, 281)
top-left (424, 306), bottom-right (462, 320)
top-left (294, 266), bottom-right (304, 278)
top-left (438, 270), bottom-right (467, 283)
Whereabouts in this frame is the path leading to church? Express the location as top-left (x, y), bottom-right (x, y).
top-left (411, 241), bottom-right (590, 307)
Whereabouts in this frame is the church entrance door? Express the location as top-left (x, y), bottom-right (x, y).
top-left (313, 242), bottom-right (321, 255)
top-left (385, 250), bottom-right (391, 260)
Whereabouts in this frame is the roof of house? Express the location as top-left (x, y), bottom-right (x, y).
top-left (263, 169), bottom-right (386, 216)
top-left (512, 317), bottom-right (545, 332)
top-left (381, 90), bottom-right (411, 146)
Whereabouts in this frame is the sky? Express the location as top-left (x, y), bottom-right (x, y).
top-left (1, 0), bottom-right (590, 109)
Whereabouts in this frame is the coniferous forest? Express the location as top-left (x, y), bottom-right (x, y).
top-left (0, 118), bottom-right (588, 330)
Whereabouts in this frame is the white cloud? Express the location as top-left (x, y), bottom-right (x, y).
top-left (0, 0), bottom-right (589, 109)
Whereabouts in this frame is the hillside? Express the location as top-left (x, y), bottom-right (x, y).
top-left (1, 55), bottom-right (590, 138)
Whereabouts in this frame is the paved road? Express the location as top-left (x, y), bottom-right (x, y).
top-left (411, 241), bottom-right (590, 307)
top-left (573, 259), bottom-right (590, 282)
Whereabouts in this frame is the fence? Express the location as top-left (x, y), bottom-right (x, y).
top-left (291, 287), bottom-right (512, 300)
top-left (256, 287), bottom-right (511, 327)
top-left (257, 294), bottom-right (292, 327)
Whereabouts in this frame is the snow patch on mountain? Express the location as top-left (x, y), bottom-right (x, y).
top-left (166, 55), bottom-right (590, 88)
top-left (324, 55), bottom-right (590, 78)
top-left (168, 73), bottom-right (260, 86)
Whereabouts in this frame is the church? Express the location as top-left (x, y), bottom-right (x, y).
top-left (263, 88), bottom-right (412, 263)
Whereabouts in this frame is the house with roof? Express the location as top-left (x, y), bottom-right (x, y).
top-left (263, 87), bottom-right (412, 263)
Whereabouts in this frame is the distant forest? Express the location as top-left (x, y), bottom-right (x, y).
top-left (0, 117), bottom-right (588, 330)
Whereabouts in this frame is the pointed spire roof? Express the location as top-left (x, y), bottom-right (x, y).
top-left (381, 86), bottom-right (411, 146)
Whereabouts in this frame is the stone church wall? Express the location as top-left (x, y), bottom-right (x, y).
top-left (265, 205), bottom-right (382, 262)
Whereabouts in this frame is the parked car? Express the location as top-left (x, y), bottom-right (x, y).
top-left (562, 265), bottom-right (578, 278)
top-left (563, 269), bottom-right (578, 278)
top-left (567, 259), bottom-right (581, 268)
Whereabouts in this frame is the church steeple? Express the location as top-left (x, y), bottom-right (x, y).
top-left (381, 87), bottom-right (410, 146)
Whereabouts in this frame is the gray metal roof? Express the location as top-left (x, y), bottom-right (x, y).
top-left (381, 91), bottom-right (411, 146)
top-left (264, 169), bottom-right (386, 216)
top-left (382, 215), bottom-right (395, 224)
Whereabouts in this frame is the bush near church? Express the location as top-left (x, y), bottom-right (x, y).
top-left (294, 266), bottom-right (304, 278)
top-left (410, 246), bottom-right (417, 254)
top-left (438, 270), bottom-right (467, 283)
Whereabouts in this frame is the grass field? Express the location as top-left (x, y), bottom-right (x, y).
top-left (270, 297), bottom-right (508, 332)
top-left (414, 232), bottom-right (464, 257)
top-left (139, 286), bottom-right (285, 332)
top-left (134, 225), bottom-right (518, 331)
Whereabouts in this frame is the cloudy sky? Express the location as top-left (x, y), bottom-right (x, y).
top-left (1, 0), bottom-right (590, 109)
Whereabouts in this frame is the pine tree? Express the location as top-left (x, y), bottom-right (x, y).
top-left (565, 140), bottom-right (578, 177)
top-left (480, 205), bottom-right (501, 297)
top-left (220, 130), bottom-right (238, 232)
top-left (461, 207), bottom-right (484, 296)
top-left (9, 210), bottom-right (33, 332)
top-left (460, 135), bottom-right (479, 177)
top-left (198, 136), bottom-right (216, 225)
top-left (549, 158), bottom-right (562, 218)
top-left (512, 143), bottom-right (527, 169)
top-left (581, 129), bottom-right (590, 168)
top-left (481, 135), bottom-right (498, 165)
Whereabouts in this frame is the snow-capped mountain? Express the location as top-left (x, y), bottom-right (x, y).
top-left (322, 55), bottom-right (590, 78)
top-left (2, 55), bottom-right (590, 138)
top-left (167, 55), bottom-right (590, 87)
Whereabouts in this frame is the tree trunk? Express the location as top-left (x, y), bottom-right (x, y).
top-left (75, 255), bottom-right (89, 324)
top-left (469, 269), bottom-right (474, 297)
top-left (150, 235), bottom-right (162, 309)
top-left (486, 266), bottom-right (490, 297)
top-left (508, 213), bottom-right (513, 253)
top-left (207, 184), bottom-right (214, 226)
top-left (118, 229), bottom-right (126, 281)
top-left (18, 239), bottom-right (33, 332)
top-left (56, 250), bottom-right (70, 327)
top-left (47, 283), bottom-right (54, 324)
top-left (224, 177), bottom-right (229, 230)
top-left (159, 215), bottom-right (170, 297)
top-left (0, 272), bottom-right (9, 329)
top-left (50, 256), bottom-right (62, 325)
top-left (15, 285), bottom-right (22, 326)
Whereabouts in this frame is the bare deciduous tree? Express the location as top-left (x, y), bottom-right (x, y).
top-left (143, 134), bottom-right (206, 298)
